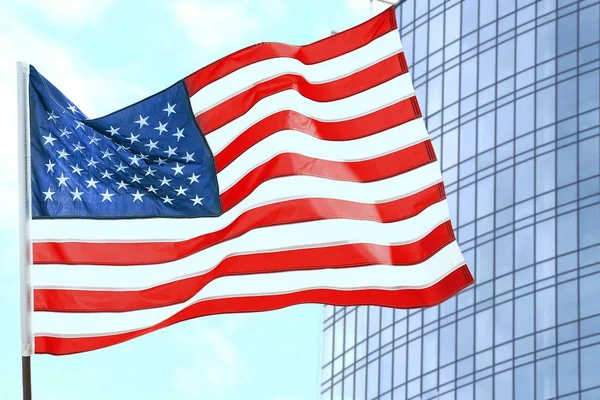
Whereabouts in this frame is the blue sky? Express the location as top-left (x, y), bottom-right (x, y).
top-left (0, 0), bottom-right (389, 398)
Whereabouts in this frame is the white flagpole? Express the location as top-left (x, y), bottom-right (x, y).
top-left (17, 61), bottom-right (33, 400)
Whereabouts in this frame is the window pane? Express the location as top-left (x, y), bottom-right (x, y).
top-left (536, 21), bottom-right (556, 63)
top-left (439, 323), bottom-right (456, 366)
top-left (479, 48), bottom-right (496, 89)
top-left (580, 272), bottom-right (600, 318)
top-left (393, 345), bottom-right (407, 387)
top-left (462, 0), bottom-right (478, 34)
top-left (580, 5), bottom-right (600, 47)
top-left (515, 294), bottom-right (534, 337)
top-left (515, 363), bottom-right (534, 400)
top-left (457, 315), bottom-right (474, 358)
top-left (445, 5), bottom-right (460, 44)
top-left (476, 309), bottom-right (493, 352)
top-left (407, 338), bottom-right (422, 380)
top-left (557, 13), bottom-right (577, 55)
top-left (581, 343), bottom-right (600, 390)
top-left (444, 66), bottom-right (459, 106)
top-left (579, 136), bottom-right (600, 181)
top-left (558, 350), bottom-right (579, 396)
top-left (557, 280), bottom-right (578, 325)
top-left (516, 30), bottom-right (535, 71)
top-left (367, 360), bottom-right (378, 400)
top-left (461, 57), bottom-right (478, 98)
top-left (429, 13), bottom-right (443, 53)
top-left (579, 204), bottom-right (600, 249)
top-left (536, 357), bottom-right (556, 400)
top-left (422, 331), bottom-right (438, 373)
top-left (536, 85), bottom-right (555, 128)
top-left (516, 94), bottom-right (534, 136)
top-left (579, 70), bottom-right (600, 113)
top-left (495, 301), bottom-right (513, 344)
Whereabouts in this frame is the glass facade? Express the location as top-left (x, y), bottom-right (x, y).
top-left (321, 0), bottom-right (600, 399)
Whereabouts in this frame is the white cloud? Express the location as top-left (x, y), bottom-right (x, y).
top-left (330, 0), bottom-right (391, 34)
top-left (172, 316), bottom-right (250, 399)
top-left (0, 9), bottom-right (146, 284)
top-left (22, 0), bottom-right (114, 26)
top-left (171, 0), bottom-right (288, 60)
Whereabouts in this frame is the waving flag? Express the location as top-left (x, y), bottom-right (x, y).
top-left (25, 7), bottom-right (473, 356)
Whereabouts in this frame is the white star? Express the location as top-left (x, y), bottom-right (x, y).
top-left (106, 126), bottom-right (120, 136)
top-left (56, 173), bottom-right (69, 187)
top-left (74, 120), bottom-right (85, 130)
top-left (116, 143), bottom-right (131, 152)
top-left (135, 115), bottom-right (149, 129)
top-left (45, 159), bottom-right (56, 173)
top-left (157, 157), bottom-right (167, 166)
top-left (172, 127), bottom-right (185, 142)
top-left (101, 148), bottom-right (114, 160)
top-left (87, 158), bottom-right (99, 169)
top-left (89, 135), bottom-right (101, 146)
top-left (159, 176), bottom-right (172, 187)
top-left (161, 195), bottom-right (174, 205)
top-left (117, 180), bottom-right (130, 191)
top-left (43, 187), bottom-right (55, 201)
top-left (127, 132), bottom-right (140, 144)
top-left (183, 152), bottom-right (195, 163)
top-left (66, 103), bottom-right (78, 114)
top-left (128, 154), bottom-right (141, 166)
top-left (144, 139), bottom-right (159, 151)
top-left (145, 166), bottom-right (156, 176)
top-left (187, 173), bottom-right (200, 184)
top-left (56, 148), bottom-right (70, 160)
top-left (175, 185), bottom-right (188, 196)
top-left (59, 127), bottom-right (72, 137)
top-left (101, 169), bottom-right (114, 180)
top-left (171, 163), bottom-right (185, 176)
top-left (115, 162), bottom-right (128, 173)
top-left (131, 190), bottom-right (145, 202)
top-left (139, 153), bottom-right (149, 161)
top-left (131, 174), bottom-right (143, 184)
top-left (190, 195), bottom-right (204, 206)
top-left (70, 164), bottom-right (83, 175)
top-left (85, 177), bottom-right (99, 188)
top-left (154, 121), bottom-right (168, 135)
top-left (164, 146), bottom-right (177, 157)
top-left (100, 189), bottom-right (114, 202)
top-left (42, 133), bottom-right (57, 146)
top-left (72, 141), bottom-right (85, 153)
top-left (47, 110), bottom-right (59, 123)
top-left (163, 102), bottom-right (176, 116)
top-left (146, 185), bottom-right (158, 194)
top-left (70, 187), bottom-right (83, 201)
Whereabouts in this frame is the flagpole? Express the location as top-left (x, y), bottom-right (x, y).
top-left (17, 61), bottom-right (33, 400)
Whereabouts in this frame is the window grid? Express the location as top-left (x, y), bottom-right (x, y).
top-left (321, 1), bottom-right (600, 399)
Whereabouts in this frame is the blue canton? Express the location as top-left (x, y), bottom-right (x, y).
top-left (29, 66), bottom-right (221, 218)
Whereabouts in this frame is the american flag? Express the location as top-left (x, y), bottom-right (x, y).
top-left (27, 8), bottom-right (473, 355)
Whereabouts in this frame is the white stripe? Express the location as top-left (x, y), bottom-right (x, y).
top-left (190, 31), bottom-right (403, 114)
top-left (216, 118), bottom-right (429, 192)
top-left (32, 241), bottom-right (464, 337)
top-left (32, 201), bottom-right (450, 290)
top-left (31, 161), bottom-right (443, 242)
top-left (206, 74), bottom-right (416, 155)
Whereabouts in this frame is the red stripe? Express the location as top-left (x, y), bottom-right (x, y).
top-left (33, 183), bottom-right (446, 265)
top-left (198, 54), bottom-right (408, 134)
top-left (184, 7), bottom-right (397, 97)
top-left (34, 265), bottom-right (473, 356)
top-left (34, 221), bottom-right (455, 313)
top-left (213, 95), bottom-right (422, 172)
top-left (220, 140), bottom-right (436, 212)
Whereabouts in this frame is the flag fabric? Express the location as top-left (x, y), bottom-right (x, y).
top-left (28, 7), bottom-right (473, 356)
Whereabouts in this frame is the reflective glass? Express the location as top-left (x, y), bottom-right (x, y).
top-left (322, 1), bottom-right (600, 398)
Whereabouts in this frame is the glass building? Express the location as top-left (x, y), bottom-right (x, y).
top-left (321, 0), bottom-right (600, 399)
